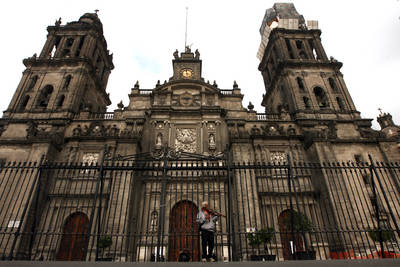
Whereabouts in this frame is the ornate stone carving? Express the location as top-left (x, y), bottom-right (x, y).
top-left (270, 152), bottom-right (286, 163)
top-left (82, 152), bottom-right (99, 166)
top-left (171, 92), bottom-right (200, 107)
top-left (175, 128), bottom-right (196, 153)
top-left (72, 125), bottom-right (82, 136)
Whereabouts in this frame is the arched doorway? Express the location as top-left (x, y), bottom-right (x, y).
top-left (278, 209), bottom-right (305, 260)
top-left (56, 212), bottom-right (89, 261)
top-left (168, 200), bottom-right (199, 261)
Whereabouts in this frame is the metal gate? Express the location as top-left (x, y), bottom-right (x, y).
top-left (0, 147), bottom-right (399, 261)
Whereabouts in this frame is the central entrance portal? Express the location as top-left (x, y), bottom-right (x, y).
top-left (168, 200), bottom-right (199, 261)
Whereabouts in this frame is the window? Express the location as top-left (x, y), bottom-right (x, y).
top-left (20, 95), bottom-right (30, 110)
top-left (75, 35), bottom-right (86, 57)
top-left (303, 96), bottom-right (311, 109)
top-left (57, 95), bottom-right (65, 108)
top-left (27, 75), bottom-right (38, 91)
top-left (37, 85), bottom-right (54, 108)
top-left (50, 36), bottom-right (61, 57)
top-left (308, 39), bottom-right (318, 59)
top-left (336, 97), bottom-right (344, 110)
top-left (313, 87), bottom-right (329, 108)
top-left (296, 77), bottom-right (305, 91)
top-left (328, 78), bottom-right (338, 91)
top-left (285, 39), bottom-right (294, 59)
top-left (61, 38), bottom-right (74, 57)
top-left (63, 75), bottom-right (72, 90)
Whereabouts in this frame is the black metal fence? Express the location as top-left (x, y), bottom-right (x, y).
top-left (0, 148), bottom-right (399, 262)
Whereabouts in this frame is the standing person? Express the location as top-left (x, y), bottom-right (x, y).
top-left (197, 201), bottom-right (219, 262)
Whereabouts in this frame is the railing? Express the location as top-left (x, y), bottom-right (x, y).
top-left (219, 90), bottom-right (234, 95)
top-left (139, 90), bottom-right (153, 95)
top-left (256, 113), bottom-right (281, 120)
top-left (74, 112), bottom-right (115, 120)
top-left (0, 151), bottom-right (399, 262)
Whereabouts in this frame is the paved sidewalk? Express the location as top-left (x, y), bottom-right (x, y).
top-left (0, 260), bottom-right (400, 267)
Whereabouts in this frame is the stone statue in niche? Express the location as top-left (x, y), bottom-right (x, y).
top-left (208, 133), bottom-right (216, 151)
top-left (155, 132), bottom-right (163, 149)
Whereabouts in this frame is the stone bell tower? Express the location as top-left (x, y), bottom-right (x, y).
top-left (258, 3), bottom-right (359, 121)
top-left (3, 13), bottom-right (114, 119)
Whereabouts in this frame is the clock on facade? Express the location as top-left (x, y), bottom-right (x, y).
top-left (181, 69), bottom-right (193, 78)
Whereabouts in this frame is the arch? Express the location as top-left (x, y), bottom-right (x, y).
top-left (56, 212), bottom-right (89, 261)
top-left (313, 86), bottom-right (329, 108)
top-left (37, 85), bottom-right (54, 108)
top-left (278, 209), bottom-right (306, 260)
top-left (168, 200), bottom-right (199, 262)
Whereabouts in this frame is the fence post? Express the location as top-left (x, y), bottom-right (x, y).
top-left (287, 155), bottom-right (295, 260)
top-left (85, 145), bottom-right (107, 261)
top-left (156, 145), bottom-right (168, 261)
top-left (225, 145), bottom-right (237, 261)
top-left (368, 155), bottom-right (384, 258)
top-left (8, 155), bottom-right (45, 260)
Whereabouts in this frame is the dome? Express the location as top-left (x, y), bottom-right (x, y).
top-left (78, 13), bottom-right (103, 29)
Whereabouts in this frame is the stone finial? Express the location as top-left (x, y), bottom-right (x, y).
top-left (248, 102), bottom-right (254, 111)
top-left (134, 81), bottom-right (139, 89)
top-left (213, 80), bottom-right (218, 87)
top-left (55, 17), bottom-right (62, 27)
top-left (233, 80), bottom-right (238, 89)
top-left (156, 80), bottom-right (160, 87)
top-left (117, 101), bottom-right (124, 109)
top-left (173, 49), bottom-right (179, 59)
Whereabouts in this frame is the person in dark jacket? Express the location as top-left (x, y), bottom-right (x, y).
top-left (196, 201), bottom-right (219, 262)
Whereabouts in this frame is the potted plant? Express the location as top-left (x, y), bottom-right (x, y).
top-left (368, 228), bottom-right (395, 258)
top-left (282, 211), bottom-right (316, 260)
top-left (97, 235), bottom-right (113, 261)
top-left (246, 227), bottom-right (276, 261)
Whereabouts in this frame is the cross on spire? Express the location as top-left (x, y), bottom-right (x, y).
top-left (95, 9), bottom-right (99, 14)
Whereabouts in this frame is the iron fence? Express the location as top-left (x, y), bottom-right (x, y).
top-left (0, 148), bottom-right (399, 262)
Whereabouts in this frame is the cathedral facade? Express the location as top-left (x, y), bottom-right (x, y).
top-left (0, 3), bottom-right (399, 262)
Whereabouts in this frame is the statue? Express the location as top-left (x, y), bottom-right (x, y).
top-left (195, 49), bottom-right (200, 59)
top-left (155, 133), bottom-right (162, 148)
top-left (185, 46), bottom-right (191, 53)
top-left (208, 133), bottom-right (216, 150)
top-left (173, 49), bottom-right (179, 59)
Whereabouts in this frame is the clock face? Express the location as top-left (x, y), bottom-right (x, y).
top-left (181, 69), bottom-right (193, 78)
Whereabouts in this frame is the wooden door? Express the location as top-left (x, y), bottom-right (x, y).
top-left (278, 210), bottom-right (304, 260)
top-left (168, 200), bottom-right (199, 261)
top-left (56, 212), bottom-right (89, 261)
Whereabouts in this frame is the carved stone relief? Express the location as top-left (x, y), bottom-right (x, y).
top-left (270, 151), bottom-right (286, 163)
top-left (175, 128), bottom-right (197, 153)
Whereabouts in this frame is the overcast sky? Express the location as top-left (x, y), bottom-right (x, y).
top-left (1, 0), bottom-right (399, 129)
